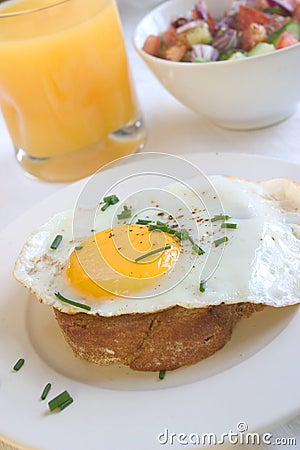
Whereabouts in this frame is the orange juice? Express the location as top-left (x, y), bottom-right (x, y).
top-left (0, 0), bottom-right (145, 181)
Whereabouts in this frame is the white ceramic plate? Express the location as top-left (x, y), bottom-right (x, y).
top-left (1, 152), bottom-right (300, 450)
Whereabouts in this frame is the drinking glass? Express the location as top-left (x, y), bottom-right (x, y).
top-left (0, 0), bottom-right (146, 182)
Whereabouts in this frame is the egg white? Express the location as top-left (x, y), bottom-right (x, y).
top-left (14, 176), bottom-right (300, 316)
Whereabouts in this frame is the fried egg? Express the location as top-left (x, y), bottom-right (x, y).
top-left (14, 176), bottom-right (300, 316)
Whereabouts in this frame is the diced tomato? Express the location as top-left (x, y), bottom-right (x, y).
top-left (191, 8), bottom-right (199, 20)
top-left (241, 23), bottom-right (268, 50)
top-left (237, 5), bottom-right (271, 30)
top-left (163, 44), bottom-right (187, 62)
top-left (162, 25), bottom-right (177, 46)
top-left (276, 30), bottom-right (299, 48)
top-left (293, 3), bottom-right (300, 22)
top-left (206, 13), bottom-right (216, 34)
top-left (253, 0), bottom-right (269, 8)
top-left (142, 35), bottom-right (161, 57)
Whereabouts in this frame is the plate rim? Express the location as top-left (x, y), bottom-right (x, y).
top-left (1, 151), bottom-right (300, 450)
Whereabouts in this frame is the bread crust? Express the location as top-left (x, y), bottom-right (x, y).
top-left (54, 303), bottom-right (263, 371)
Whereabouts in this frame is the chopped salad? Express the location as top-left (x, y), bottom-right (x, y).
top-left (142, 0), bottom-right (300, 62)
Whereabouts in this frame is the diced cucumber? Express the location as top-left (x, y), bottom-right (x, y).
top-left (248, 42), bottom-right (276, 56)
top-left (268, 19), bottom-right (300, 47)
top-left (219, 49), bottom-right (247, 61)
top-left (186, 23), bottom-right (212, 46)
top-left (228, 51), bottom-right (247, 60)
top-left (192, 57), bottom-right (211, 63)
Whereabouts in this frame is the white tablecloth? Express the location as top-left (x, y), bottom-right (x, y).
top-left (0, 1), bottom-right (299, 449)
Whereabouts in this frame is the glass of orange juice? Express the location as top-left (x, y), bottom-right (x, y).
top-left (0, 0), bottom-right (146, 182)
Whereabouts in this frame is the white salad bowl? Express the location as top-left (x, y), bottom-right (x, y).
top-left (133, 0), bottom-right (300, 130)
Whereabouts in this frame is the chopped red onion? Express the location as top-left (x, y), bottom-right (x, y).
top-left (171, 17), bottom-right (189, 29)
top-left (213, 28), bottom-right (239, 51)
top-left (267, 0), bottom-right (294, 14)
top-left (216, 15), bottom-right (238, 31)
top-left (176, 19), bottom-right (204, 34)
top-left (190, 44), bottom-right (219, 61)
top-left (194, 0), bottom-right (209, 21)
top-left (231, 0), bottom-right (258, 13)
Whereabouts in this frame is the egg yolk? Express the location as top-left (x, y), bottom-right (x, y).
top-left (65, 224), bottom-right (180, 300)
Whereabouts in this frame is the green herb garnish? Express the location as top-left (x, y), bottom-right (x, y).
top-left (147, 222), bottom-right (205, 255)
top-left (149, 222), bottom-right (205, 256)
top-left (211, 215), bottom-right (231, 223)
top-left (156, 220), bottom-right (167, 227)
top-left (186, 232), bottom-right (205, 255)
top-left (136, 219), bottom-right (152, 225)
top-left (41, 383), bottom-right (52, 400)
top-left (192, 243), bottom-right (205, 255)
top-left (55, 292), bottom-right (91, 311)
top-left (159, 369), bottom-right (166, 380)
top-left (50, 234), bottom-right (63, 250)
top-left (101, 194), bottom-right (119, 211)
top-left (148, 223), bottom-right (175, 235)
top-left (199, 280), bottom-right (206, 293)
top-left (117, 205), bottom-right (132, 220)
top-left (221, 223), bottom-right (237, 229)
top-left (48, 390), bottom-right (73, 412)
top-left (135, 245), bottom-right (171, 262)
top-left (58, 397), bottom-right (74, 411)
top-left (13, 358), bottom-right (25, 372)
top-left (75, 245), bottom-right (83, 251)
top-left (174, 229), bottom-right (190, 240)
top-left (213, 236), bottom-right (229, 247)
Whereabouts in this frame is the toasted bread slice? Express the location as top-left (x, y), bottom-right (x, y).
top-left (54, 303), bottom-right (263, 371)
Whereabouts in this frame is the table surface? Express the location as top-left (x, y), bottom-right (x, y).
top-left (0, 1), bottom-right (300, 449)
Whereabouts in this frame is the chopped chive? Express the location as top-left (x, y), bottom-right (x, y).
top-left (214, 236), bottom-right (229, 247)
top-left (148, 220), bottom-right (176, 235)
top-left (55, 292), bottom-right (91, 311)
top-left (187, 234), bottom-right (205, 256)
top-left (58, 397), bottom-right (74, 411)
top-left (41, 383), bottom-right (52, 400)
top-left (148, 225), bottom-right (162, 231)
top-left (13, 358), bottom-right (25, 371)
top-left (135, 245), bottom-right (171, 262)
top-left (192, 244), bottom-right (205, 255)
top-left (117, 205), bottom-right (132, 220)
top-left (103, 194), bottom-right (119, 204)
top-left (211, 214), bottom-right (231, 223)
top-left (174, 229), bottom-right (190, 240)
top-left (159, 369), bottom-right (166, 380)
top-left (136, 219), bottom-right (152, 225)
top-left (100, 202), bottom-right (110, 212)
top-left (149, 224), bottom-right (205, 256)
top-left (155, 221), bottom-right (176, 234)
top-left (48, 390), bottom-right (73, 412)
top-left (75, 245), bottom-right (83, 250)
top-left (148, 223), bottom-right (175, 234)
top-left (221, 223), bottom-right (237, 229)
top-left (199, 280), bottom-right (206, 293)
top-left (101, 194), bottom-right (119, 211)
top-left (50, 234), bottom-right (63, 250)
